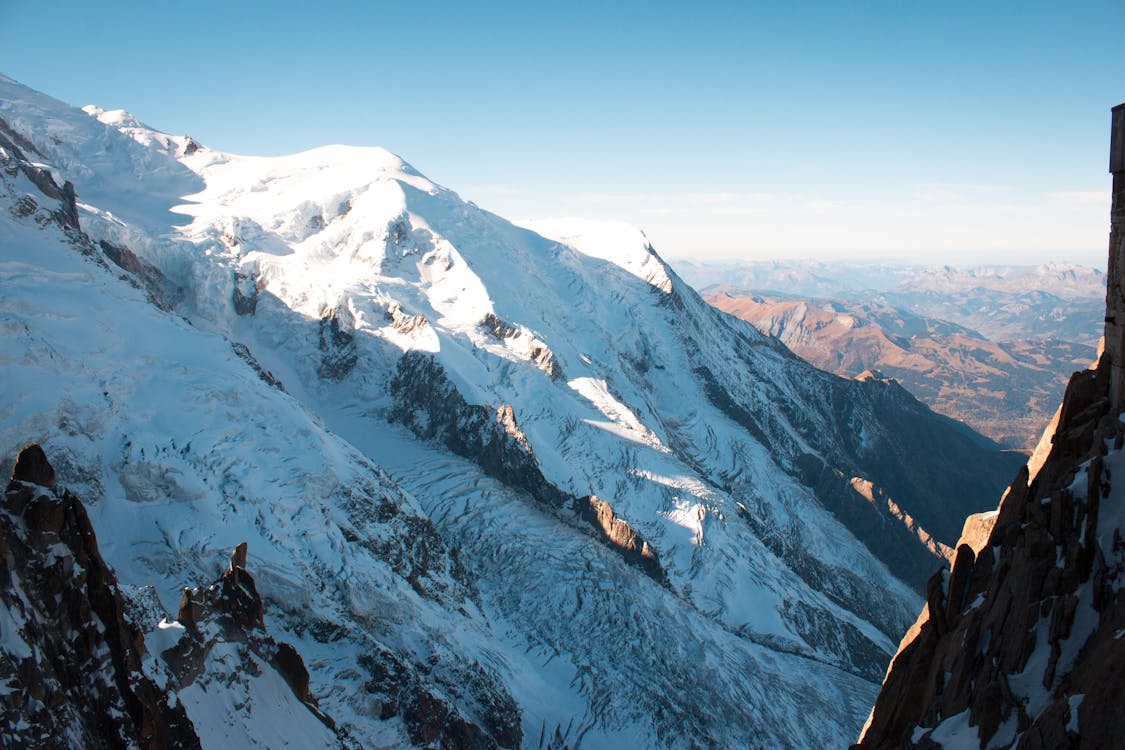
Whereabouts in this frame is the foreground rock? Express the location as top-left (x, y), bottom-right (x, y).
top-left (0, 445), bottom-right (353, 750)
top-left (0, 444), bottom-right (201, 749)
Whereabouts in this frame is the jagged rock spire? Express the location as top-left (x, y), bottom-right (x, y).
top-left (228, 540), bottom-right (248, 574)
top-left (10, 443), bottom-right (56, 488)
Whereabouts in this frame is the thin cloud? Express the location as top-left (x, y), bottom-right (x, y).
top-left (1048, 190), bottom-right (1110, 205)
top-left (468, 185), bottom-right (523, 195)
top-left (555, 192), bottom-right (777, 205)
top-left (913, 182), bottom-right (1010, 202)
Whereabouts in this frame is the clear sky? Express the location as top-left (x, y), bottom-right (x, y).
top-left (1, 0), bottom-right (1122, 265)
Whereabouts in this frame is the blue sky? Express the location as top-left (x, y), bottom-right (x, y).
top-left (1, 0), bottom-right (1122, 265)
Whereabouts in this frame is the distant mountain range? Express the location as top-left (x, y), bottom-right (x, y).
top-left (677, 260), bottom-right (1105, 450)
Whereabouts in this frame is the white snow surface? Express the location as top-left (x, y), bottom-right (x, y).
top-left (0, 72), bottom-right (937, 748)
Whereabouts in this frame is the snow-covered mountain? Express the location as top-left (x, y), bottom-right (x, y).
top-left (0, 74), bottom-right (1023, 748)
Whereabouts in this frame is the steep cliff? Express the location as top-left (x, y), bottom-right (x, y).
top-left (854, 103), bottom-right (1125, 750)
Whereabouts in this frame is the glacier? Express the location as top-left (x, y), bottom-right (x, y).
top-left (0, 73), bottom-right (1023, 748)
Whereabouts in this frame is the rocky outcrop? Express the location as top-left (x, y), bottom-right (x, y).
top-left (391, 353), bottom-right (674, 586)
top-left (231, 341), bottom-right (285, 391)
top-left (698, 359), bottom-right (1022, 595)
top-left (390, 350), bottom-right (566, 508)
top-left (232, 267), bottom-right (261, 315)
top-left (855, 104), bottom-right (1125, 750)
top-left (1, 118), bottom-right (82, 235)
top-left (0, 117), bottom-right (80, 232)
top-left (100, 239), bottom-right (182, 311)
top-left (165, 543), bottom-right (341, 736)
top-left (318, 305), bottom-right (358, 380)
top-left (0, 445), bottom-right (355, 748)
top-left (0, 445), bottom-right (201, 750)
top-left (480, 313), bottom-right (565, 381)
top-left (388, 302), bottom-right (431, 338)
top-left (529, 342), bottom-right (565, 381)
top-left (482, 312), bottom-right (520, 340)
top-left (854, 354), bottom-right (1124, 749)
top-left (575, 495), bottom-right (666, 584)
top-left (357, 645), bottom-right (522, 750)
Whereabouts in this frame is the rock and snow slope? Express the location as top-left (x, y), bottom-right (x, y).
top-left (854, 348), bottom-right (1125, 750)
top-left (0, 73), bottom-right (1022, 747)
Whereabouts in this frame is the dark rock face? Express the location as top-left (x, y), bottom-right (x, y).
top-left (231, 341), bottom-right (285, 391)
top-left (1, 446), bottom-right (350, 748)
top-left (318, 305), bottom-right (359, 380)
top-left (1, 445), bottom-right (201, 750)
top-left (1, 117), bottom-right (82, 234)
top-left (99, 240), bottom-right (182, 311)
top-left (1105, 103), bottom-right (1125, 405)
top-left (232, 268), bottom-right (260, 315)
top-left (11, 442), bottom-right (56, 487)
top-left (390, 352), bottom-right (671, 586)
top-left (357, 646), bottom-right (522, 750)
top-left (390, 350), bottom-right (566, 508)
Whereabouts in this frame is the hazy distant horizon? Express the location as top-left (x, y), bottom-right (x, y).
top-left (661, 252), bottom-right (1109, 270)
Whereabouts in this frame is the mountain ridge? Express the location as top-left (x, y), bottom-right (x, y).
top-left (0, 73), bottom-right (1026, 747)
top-left (706, 289), bottom-right (1095, 449)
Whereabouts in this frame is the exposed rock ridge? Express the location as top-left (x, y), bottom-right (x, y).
top-left (99, 239), bottom-right (183, 312)
top-left (0, 116), bottom-right (80, 232)
top-left (2, 112), bottom-right (176, 315)
top-left (167, 542), bottom-right (342, 738)
top-left (854, 104), bottom-right (1125, 750)
top-left (232, 267), bottom-right (261, 315)
top-left (389, 302), bottom-right (431, 338)
top-left (230, 341), bottom-right (286, 391)
top-left (0, 445), bottom-right (201, 750)
top-left (389, 350), bottom-right (567, 508)
top-left (318, 304), bottom-right (359, 380)
top-left (480, 312), bottom-right (566, 381)
top-left (575, 495), bottom-right (667, 585)
top-left (169, 529), bottom-right (520, 749)
top-left (795, 452), bottom-right (954, 589)
top-left (390, 351), bottom-right (667, 582)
